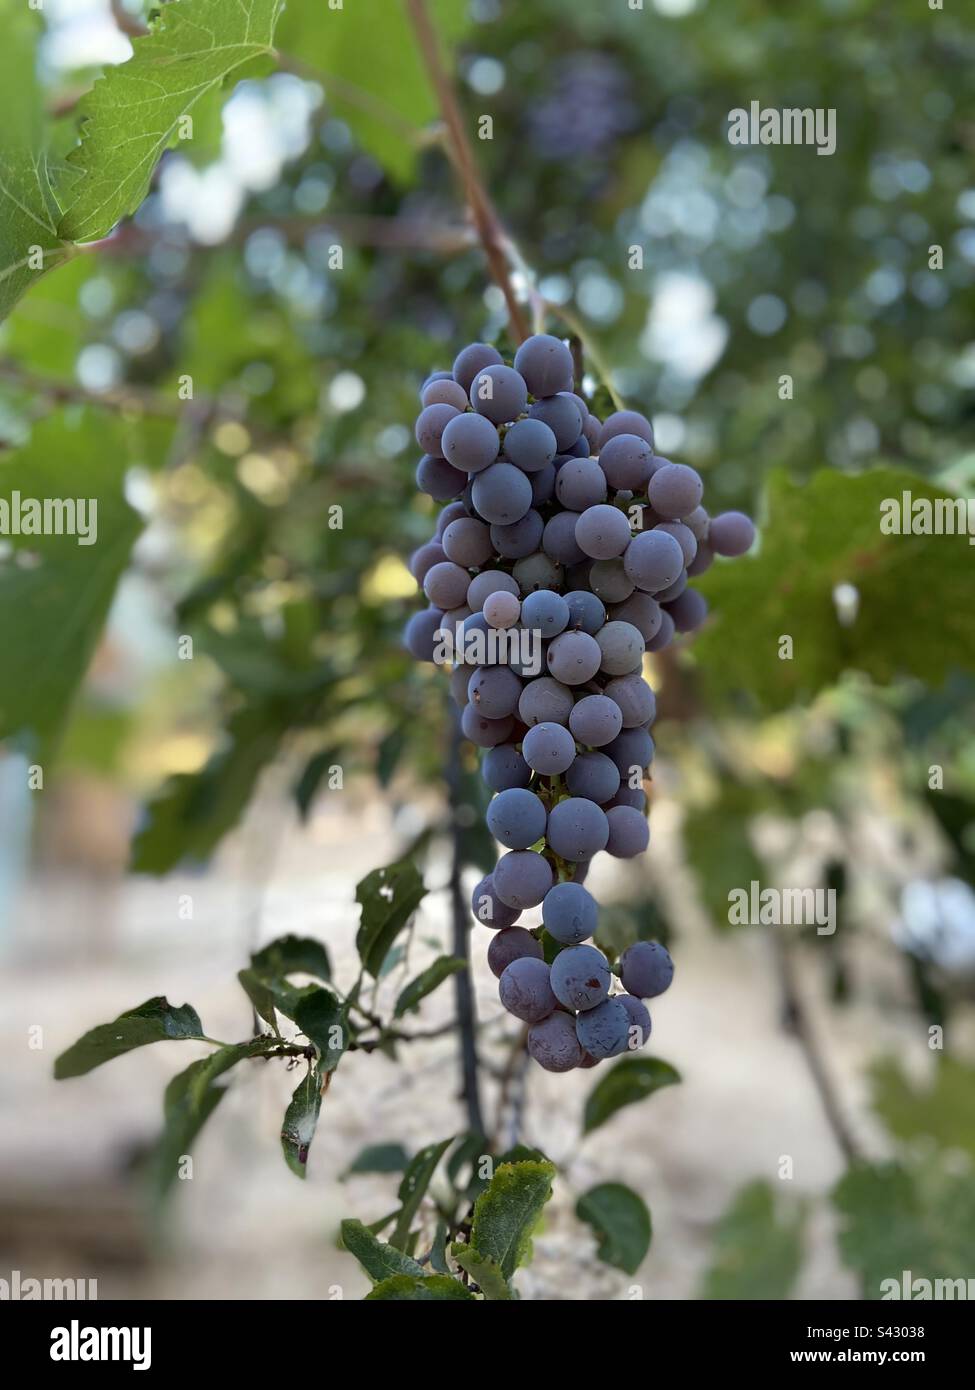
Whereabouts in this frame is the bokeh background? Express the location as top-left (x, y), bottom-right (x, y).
top-left (1, 0), bottom-right (974, 1300)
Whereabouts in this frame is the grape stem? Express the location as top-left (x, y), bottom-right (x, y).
top-left (404, 0), bottom-right (530, 344)
top-left (542, 301), bottom-right (626, 412)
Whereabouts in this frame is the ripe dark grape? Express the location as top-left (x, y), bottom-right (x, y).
top-left (522, 589), bottom-right (570, 638)
top-left (600, 433), bottom-right (654, 491)
top-left (665, 587), bottom-right (709, 632)
top-left (522, 721), bottom-right (577, 775)
top-left (603, 673), bottom-right (656, 728)
top-left (471, 873), bottom-right (521, 929)
top-left (518, 676), bottom-right (574, 727)
top-left (589, 558), bottom-right (635, 604)
top-left (529, 394), bottom-right (585, 452)
top-left (468, 665), bottom-right (522, 719)
top-left (609, 591), bottom-right (663, 641)
top-left (461, 705), bottom-right (515, 748)
top-left (415, 402), bottom-right (460, 456)
top-left (709, 510), bottom-right (756, 557)
top-left (556, 457), bottom-right (607, 510)
top-left (647, 462), bottom-right (704, 519)
top-left (504, 417), bottom-right (558, 471)
top-left (409, 541), bottom-right (446, 585)
top-left (547, 630), bottom-right (602, 685)
top-left (565, 750), bottom-right (621, 803)
top-left (442, 517), bottom-right (494, 568)
top-left (569, 694), bottom-right (624, 747)
top-left (441, 411), bottom-right (501, 474)
top-left (512, 551), bottom-right (562, 593)
top-left (542, 880), bottom-right (598, 945)
top-left (542, 510), bottom-right (586, 566)
top-left (486, 788), bottom-right (547, 849)
top-left (564, 589), bottom-right (606, 633)
top-left (498, 956), bottom-right (557, 1023)
top-left (646, 609), bottom-right (676, 652)
top-left (546, 797), bottom-right (610, 861)
top-left (491, 509), bottom-right (545, 560)
top-left (416, 454), bottom-right (467, 501)
top-left (656, 520), bottom-right (698, 567)
top-left (527, 1010), bottom-right (584, 1072)
top-left (599, 410), bottom-right (654, 450)
top-left (596, 620), bottom-right (645, 676)
top-left (619, 994), bottom-right (652, 1048)
top-left (488, 927), bottom-right (544, 979)
top-left (550, 944), bottom-right (611, 1011)
top-left (513, 333), bottom-right (575, 398)
top-left (482, 590), bottom-right (521, 628)
top-left (403, 607), bottom-right (445, 662)
top-left (482, 743), bottom-right (531, 792)
top-left (423, 561), bottom-right (471, 611)
top-left (493, 850), bottom-right (554, 909)
top-left (452, 342), bottom-right (503, 392)
top-left (619, 940), bottom-right (674, 998)
top-left (604, 804), bottom-right (651, 858)
top-left (575, 504), bottom-right (632, 560)
top-left (435, 501), bottom-right (467, 538)
top-left (472, 462), bottom-right (533, 525)
top-left (421, 378), bottom-right (469, 411)
top-left (470, 364), bottom-right (529, 425)
top-left (576, 997), bottom-right (631, 1060)
top-left (623, 529), bottom-right (685, 593)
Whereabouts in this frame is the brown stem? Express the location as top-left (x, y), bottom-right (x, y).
top-left (771, 932), bottom-right (862, 1167)
top-left (404, 0), bottom-right (529, 343)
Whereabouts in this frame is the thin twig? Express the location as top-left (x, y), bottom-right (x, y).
top-left (404, 0), bottom-right (529, 343)
top-left (492, 1022), bottom-right (530, 1149)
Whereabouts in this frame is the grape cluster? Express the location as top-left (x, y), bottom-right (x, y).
top-left (404, 334), bottom-right (755, 1071)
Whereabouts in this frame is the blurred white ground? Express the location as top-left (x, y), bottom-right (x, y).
top-left (0, 773), bottom-right (940, 1301)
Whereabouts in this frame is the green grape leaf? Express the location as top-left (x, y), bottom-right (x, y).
top-left (394, 955), bottom-right (465, 1017)
top-left (0, 412), bottom-right (147, 760)
top-left (696, 468), bottom-right (975, 713)
top-left (389, 1137), bottom-right (454, 1251)
top-left (700, 1180), bottom-right (806, 1300)
top-left (280, 1064), bottom-right (325, 1178)
top-left (340, 1220), bottom-right (424, 1282)
top-left (342, 1143), bottom-right (411, 1179)
top-left (871, 1056), bottom-right (975, 1162)
top-left (575, 1182), bottom-right (652, 1275)
top-left (274, 0), bottom-right (472, 183)
top-left (468, 1160), bottom-right (556, 1280)
top-left (250, 934), bottom-right (331, 983)
top-left (365, 1274), bottom-right (475, 1301)
top-left (58, 0), bottom-right (285, 243)
top-left (355, 857), bottom-right (426, 977)
top-left (54, 998), bottom-right (205, 1080)
top-left (582, 1057), bottom-right (681, 1135)
top-left (450, 1244), bottom-right (513, 1300)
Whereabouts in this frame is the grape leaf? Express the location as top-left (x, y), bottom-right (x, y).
top-left (280, 1064), bottom-right (325, 1178)
top-left (576, 1182), bottom-right (651, 1275)
top-left (54, 998), bottom-right (205, 1079)
top-left (582, 1057), bottom-right (681, 1135)
top-left (871, 1055), bottom-right (975, 1163)
top-left (58, 0), bottom-right (285, 243)
top-left (394, 955), bottom-right (465, 1017)
top-left (341, 1220), bottom-right (424, 1282)
top-left (450, 1244), bottom-right (512, 1299)
top-left (365, 1274), bottom-right (475, 1301)
top-left (700, 1179), bottom-right (807, 1300)
top-left (696, 468), bottom-right (975, 712)
top-left (468, 1160), bottom-right (556, 1280)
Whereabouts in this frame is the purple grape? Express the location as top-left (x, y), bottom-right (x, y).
top-left (619, 940), bottom-right (674, 998)
top-left (503, 417), bottom-right (558, 472)
top-left (494, 850), bottom-right (554, 909)
top-left (435, 501), bottom-right (467, 538)
top-left (488, 927), bottom-right (544, 979)
top-left (575, 996), bottom-right (631, 1059)
top-left (655, 570), bottom-right (687, 603)
top-left (470, 364), bottom-right (529, 425)
top-left (605, 727), bottom-right (655, 780)
top-left (619, 994), bottom-right (652, 1049)
top-left (415, 402), bottom-right (460, 456)
top-left (646, 609), bottom-right (675, 652)
top-left (609, 592), bottom-right (663, 642)
top-left (441, 411), bottom-right (501, 474)
top-left (656, 520), bottom-right (697, 567)
top-left (518, 676), bottom-right (574, 727)
top-left (522, 590), bottom-right (570, 638)
top-left (556, 458), bottom-right (607, 510)
top-left (686, 542), bottom-right (714, 577)
top-left (665, 588), bottom-right (709, 633)
top-left (468, 665), bottom-right (523, 719)
top-left (487, 788), bottom-right (547, 849)
top-left (491, 509), bottom-right (544, 560)
top-left (527, 1010), bottom-right (584, 1072)
top-left (565, 751), bottom-right (621, 804)
top-left (403, 607), bottom-right (445, 662)
top-left (442, 517), bottom-right (494, 568)
top-left (461, 705), bottom-right (515, 748)
top-left (542, 880), bottom-right (598, 945)
top-left (409, 541), bottom-right (447, 585)
top-left (421, 378), bottom-right (469, 411)
top-left (546, 797), bottom-right (610, 862)
top-left (564, 590), bottom-right (606, 634)
top-left (709, 510), bottom-right (756, 557)
top-left (604, 804), bottom-right (650, 858)
top-left (530, 461), bottom-right (557, 506)
top-left (471, 873), bottom-right (520, 929)
top-left (684, 506), bottom-right (710, 543)
top-left (546, 630), bottom-right (602, 685)
top-left (416, 454), bottom-right (467, 501)
top-left (622, 529), bottom-right (685, 594)
top-left (482, 590), bottom-right (521, 628)
top-left (512, 551), bottom-right (563, 594)
top-left (522, 721), bottom-right (577, 775)
top-left (482, 743), bottom-right (532, 792)
top-left (499, 956), bottom-right (557, 1022)
top-left (529, 393), bottom-right (585, 451)
top-left (575, 504), bottom-right (632, 560)
top-left (513, 333), bottom-right (575, 398)
top-left (569, 694), bottom-right (624, 747)
top-left (471, 462), bottom-right (533, 526)
top-left (648, 462), bottom-right (704, 519)
top-left (599, 433), bottom-right (654, 491)
top-left (542, 510), bottom-right (586, 566)
top-left (467, 568), bottom-right (519, 612)
top-left (589, 558), bottom-right (635, 604)
top-left (550, 943), bottom-right (611, 1010)
top-left (599, 410), bottom-right (654, 450)
top-left (423, 561), bottom-right (471, 611)
top-left (452, 342), bottom-right (503, 393)
top-left (606, 785), bottom-right (647, 812)
top-left (603, 673), bottom-right (655, 728)
top-left (596, 620), bottom-right (645, 676)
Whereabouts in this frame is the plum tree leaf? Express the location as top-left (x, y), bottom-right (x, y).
top-left (355, 857), bottom-right (426, 977)
top-left (576, 1182), bottom-right (651, 1275)
top-left (341, 1220), bottom-right (424, 1282)
top-left (468, 1160), bottom-right (556, 1280)
top-left (365, 1274), bottom-right (475, 1301)
top-left (250, 934), bottom-right (331, 982)
top-left (58, 0), bottom-right (285, 243)
top-left (583, 1057), bottom-right (681, 1135)
top-left (394, 955), bottom-right (465, 1017)
top-left (280, 1064), bottom-right (325, 1178)
top-left (390, 1137), bottom-right (453, 1251)
top-left (450, 1244), bottom-right (512, 1300)
top-left (54, 998), bottom-right (205, 1079)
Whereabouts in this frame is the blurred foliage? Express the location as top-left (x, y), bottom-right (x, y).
top-left (700, 1180), bottom-right (806, 1301)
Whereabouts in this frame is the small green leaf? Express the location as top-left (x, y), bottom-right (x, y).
top-left (294, 747), bottom-right (338, 819)
top-left (341, 1220), bottom-right (424, 1282)
top-left (390, 1137), bottom-right (453, 1251)
top-left (430, 1220), bottom-right (450, 1274)
top-left (364, 1274), bottom-right (475, 1301)
top-left (583, 1057), bottom-right (681, 1135)
top-left (870, 1055), bottom-right (975, 1162)
top-left (394, 955), bottom-right (465, 1017)
top-left (292, 988), bottom-right (348, 1070)
top-left (54, 998), bottom-right (205, 1080)
top-left (450, 1244), bottom-right (513, 1300)
top-left (575, 1182), bottom-right (651, 1275)
top-left (280, 1064), bottom-right (324, 1179)
top-left (355, 857), bottom-right (426, 977)
top-left (469, 1160), bottom-right (556, 1280)
top-left (236, 969), bottom-right (282, 1033)
top-left (701, 1180), bottom-right (806, 1300)
top-left (343, 1143), bottom-right (411, 1178)
top-left (251, 934), bottom-right (331, 982)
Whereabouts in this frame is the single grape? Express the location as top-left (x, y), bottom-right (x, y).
top-left (471, 462), bottom-right (533, 526)
top-left (646, 609), bottom-right (675, 652)
top-left (409, 541), bottom-right (447, 585)
top-left (655, 570), bottom-right (687, 603)
top-left (441, 411), bottom-right (501, 474)
top-left (556, 458), bottom-right (608, 510)
top-left (442, 517), bottom-right (494, 568)
top-left (575, 997), bottom-right (631, 1059)
top-left (522, 721), bottom-right (577, 775)
top-left (491, 509), bottom-right (544, 560)
top-left (599, 433), bottom-right (654, 492)
top-left (482, 590), bottom-right (521, 628)
top-left (403, 607), bottom-right (445, 662)
top-left (423, 560), bottom-right (472, 611)
top-left (589, 558), bottom-right (636, 604)
top-left (529, 393), bottom-right (585, 451)
top-left (603, 673), bottom-right (656, 728)
top-left (622, 529), bottom-right (685, 594)
top-left (686, 542), bottom-right (714, 577)
top-left (468, 665), bottom-right (523, 719)
top-left (482, 742), bottom-right (532, 792)
top-left (656, 520), bottom-right (697, 567)
top-left (503, 417), bottom-right (558, 472)
top-left (498, 956), bottom-right (557, 1022)
top-left (471, 873), bottom-right (521, 929)
top-left (609, 591), bottom-right (663, 642)
top-left (605, 727), bottom-right (655, 780)
top-left (522, 589), bottom-right (570, 638)
top-left (461, 704), bottom-right (515, 748)
top-left (709, 510), bottom-right (756, 557)
top-left (467, 568), bottom-right (519, 612)
top-left (470, 364), bottom-right (529, 425)
top-left (648, 462), bottom-right (704, 519)
top-left (513, 551), bottom-right (563, 594)
top-left (665, 587), bottom-right (709, 632)
top-left (619, 940), bottom-right (674, 998)
top-left (435, 500), bottom-right (467, 538)
top-left (550, 943), bottom-right (611, 1010)
top-left (421, 378), bottom-right (469, 411)
top-left (487, 787), bottom-right (547, 849)
top-left (604, 804), bottom-right (651, 858)
top-left (542, 880), bottom-right (598, 945)
top-left (547, 630), bottom-right (602, 685)
top-left (452, 342), bottom-right (503, 393)
top-left (450, 665), bottom-right (471, 707)
top-left (488, 927), bottom-right (544, 979)
top-left (546, 797), bottom-right (610, 862)
top-left (494, 850), bottom-right (554, 909)
top-left (575, 504), bottom-right (632, 560)
top-left (684, 505), bottom-right (710, 543)
top-left (599, 410), bottom-right (654, 450)
top-left (527, 1010), bottom-right (584, 1072)
top-left (542, 510), bottom-right (586, 566)
top-left (518, 676), bottom-right (574, 727)
top-left (596, 620), bottom-right (645, 676)
top-left (583, 413), bottom-right (602, 450)
top-left (564, 589), bottom-right (606, 634)
top-left (569, 694), bottom-right (624, 747)
top-left (530, 462), bottom-right (557, 506)
top-left (513, 333), bottom-right (575, 398)
top-left (416, 454), bottom-right (467, 501)
top-left (415, 402), bottom-right (460, 456)
top-left (605, 785), bottom-right (647, 812)
top-left (565, 750), bottom-right (621, 803)
top-left (420, 369), bottom-right (453, 396)
top-left (619, 994), bottom-right (652, 1049)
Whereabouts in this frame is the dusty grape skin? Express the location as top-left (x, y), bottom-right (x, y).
top-left (421, 377), bottom-right (469, 411)
top-left (503, 416), bottom-right (558, 472)
top-left (605, 727), bottom-right (655, 779)
top-left (467, 568), bottom-right (520, 612)
top-left (461, 705), bottom-right (515, 748)
top-left (605, 785), bottom-right (647, 812)
top-left (409, 541), bottom-right (447, 585)
top-left (619, 994), bottom-right (652, 1049)
top-left (569, 694), bottom-right (624, 748)
top-left (498, 956), bottom-right (557, 1023)
top-left (542, 880), bottom-right (598, 944)
top-left (599, 433), bottom-right (654, 491)
top-left (556, 457), bottom-right (608, 510)
top-left (619, 940), bottom-right (674, 998)
top-left (575, 997), bottom-right (632, 1059)
top-left (550, 944), bottom-right (611, 1010)
top-left (423, 560), bottom-right (471, 611)
top-left (493, 850), bottom-right (554, 909)
top-left (514, 333), bottom-right (575, 398)
top-left (647, 609), bottom-right (675, 652)
top-left (470, 364), bottom-right (529, 425)
top-left (472, 462), bottom-right (533, 525)
top-left (622, 529), bottom-right (685, 594)
top-left (547, 630), bottom-right (602, 685)
top-left (543, 510), bottom-right (586, 566)
top-left (488, 927), bottom-right (544, 979)
top-left (546, 797), bottom-right (610, 862)
top-left (482, 743), bottom-right (532, 792)
top-left (527, 1010), bottom-right (584, 1071)
top-left (435, 501), bottom-right (467, 538)
top-left (522, 589), bottom-right (570, 638)
top-left (686, 542), bottom-right (714, 577)
top-left (486, 788), bottom-right (547, 849)
top-left (518, 676), bottom-right (574, 727)
top-left (598, 410), bottom-right (654, 450)
top-left (530, 462), bottom-right (557, 506)
top-left (575, 504), bottom-right (633, 560)
top-left (416, 454), bottom-right (467, 501)
top-left (589, 558), bottom-right (635, 604)
top-left (415, 402), bottom-right (460, 456)
top-left (491, 510), bottom-right (544, 560)
top-left (441, 411), bottom-right (501, 475)
top-left (471, 873), bottom-right (521, 929)
top-left (564, 590), bottom-right (606, 634)
top-left (604, 673), bottom-right (656, 728)
top-left (513, 551), bottom-right (563, 594)
top-left (452, 341), bottom-right (503, 392)
top-left (442, 517), bottom-right (494, 568)
top-left (665, 587), bottom-right (709, 633)
top-left (522, 721), bottom-right (577, 775)
top-left (656, 520), bottom-right (698, 567)
top-left (709, 510), bottom-right (756, 557)
top-left (596, 620), bottom-right (645, 676)
top-left (609, 591), bottom-right (663, 642)
top-left (647, 462), bottom-right (704, 519)
top-left (565, 750), bottom-right (621, 804)
top-left (482, 590), bottom-right (521, 628)
top-left (468, 665), bottom-right (523, 720)
top-left (404, 607), bottom-right (445, 662)
top-left (529, 393), bottom-right (585, 451)
top-left (604, 804), bottom-right (651, 858)
top-left (656, 570), bottom-right (687, 604)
